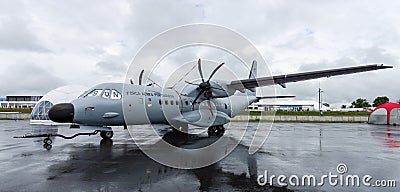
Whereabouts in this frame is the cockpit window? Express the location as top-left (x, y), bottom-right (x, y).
top-left (102, 89), bottom-right (111, 99)
top-left (78, 90), bottom-right (89, 98)
top-left (83, 88), bottom-right (121, 99)
top-left (110, 89), bottom-right (122, 100)
top-left (86, 89), bottom-right (102, 97)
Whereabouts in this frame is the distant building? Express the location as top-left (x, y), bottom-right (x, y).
top-left (331, 108), bottom-right (369, 112)
top-left (0, 95), bottom-right (43, 108)
top-left (247, 99), bottom-right (331, 111)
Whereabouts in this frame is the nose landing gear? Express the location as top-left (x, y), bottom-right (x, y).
top-left (43, 137), bottom-right (52, 145)
top-left (100, 131), bottom-right (114, 139)
top-left (43, 137), bottom-right (53, 150)
top-left (207, 125), bottom-right (225, 137)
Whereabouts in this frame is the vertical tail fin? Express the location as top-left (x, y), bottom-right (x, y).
top-left (248, 60), bottom-right (257, 92)
top-left (249, 60), bottom-right (257, 79)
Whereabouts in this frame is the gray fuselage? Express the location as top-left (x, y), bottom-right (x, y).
top-left (71, 83), bottom-right (256, 127)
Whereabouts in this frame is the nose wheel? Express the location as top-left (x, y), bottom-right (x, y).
top-left (43, 138), bottom-right (53, 150)
top-left (43, 143), bottom-right (52, 150)
top-left (43, 138), bottom-right (52, 145)
top-left (100, 131), bottom-right (114, 139)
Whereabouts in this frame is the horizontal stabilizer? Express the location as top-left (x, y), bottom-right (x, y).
top-left (257, 95), bottom-right (295, 99)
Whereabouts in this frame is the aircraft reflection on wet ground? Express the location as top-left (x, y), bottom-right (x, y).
top-left (1, 120), bottom-right (399, 191)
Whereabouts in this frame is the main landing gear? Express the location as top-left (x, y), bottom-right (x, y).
top-left (208, 125), bottom-right (225, 137)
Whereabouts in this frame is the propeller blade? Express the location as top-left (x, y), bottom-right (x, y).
top-left (192, 89), bottom-right (205, 109)
top-left (148, 78), bottom-right (162, 88)
top-left (198, 58), bottom-right (205, 83)
top-left (185, 80), bottom-right (199, 86)
top-left (207, 62), bottom-right (224, 82)
top-left (138, 69), bottom-right (144, 85)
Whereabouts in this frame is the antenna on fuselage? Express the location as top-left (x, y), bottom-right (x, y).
top-left (138, 69), bottom-right (144, 85)
top-left (130, 69), bottom-right (145, 85)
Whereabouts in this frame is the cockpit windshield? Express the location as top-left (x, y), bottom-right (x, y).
top-left (102, 89), bottom-right (122, 99)
top-left (86, 89), bottom-right (102, 97)
top-left (83, 88), bottom-right (121, 99)
top-left (102, 89), bottom-right (111, 98)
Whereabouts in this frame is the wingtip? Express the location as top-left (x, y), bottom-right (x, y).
top-left (376, 63), bottom-right (393, 68)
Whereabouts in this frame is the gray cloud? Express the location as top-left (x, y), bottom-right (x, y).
top-left (355, 46), bottom-right (399, 66)
top-left (0, 18), bottom-right (49, 52)
top-left (0, 1), bottom-right (49, 52)
top-left (277, 46), bottom-right (399, 107)
top-left (0, 0), bottom-right (399, 107)
top-left (0, 62), bottom-right (65, 96)
top-left (96, 61), bottom-right (127, 74)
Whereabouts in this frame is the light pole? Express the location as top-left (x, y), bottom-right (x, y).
top-left (318, 87), bottom-right (324, 116)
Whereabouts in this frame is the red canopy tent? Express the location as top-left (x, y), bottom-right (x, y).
top-left (368, 102), bottom-right (400, 125)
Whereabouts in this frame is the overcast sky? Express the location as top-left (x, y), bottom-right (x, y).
top-left (0, 0), bottom-right (399, 108)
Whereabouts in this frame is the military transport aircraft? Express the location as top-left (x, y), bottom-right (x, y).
top-left (17, 59), bottom-right (392, 146)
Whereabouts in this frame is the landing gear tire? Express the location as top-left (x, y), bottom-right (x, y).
top-left (208, 126), bottom-right (225, 137)
top-left (43, 138), bottom-right (52, 145)
top-left (100, 131), bottom-right (113, 140)
top-left (43, 143), bottom-right (52, 150)
top-left (215, 126), bottom-right (225, 137)
top-left (208, 127), bottom-right (214, 137)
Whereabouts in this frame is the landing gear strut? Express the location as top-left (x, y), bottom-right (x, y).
top-left (208, 125), bottom-right (225, 137)
top-left (100, 131), bottom-right (114, 139)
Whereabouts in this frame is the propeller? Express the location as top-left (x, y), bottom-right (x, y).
top-left (189, 59), bottom-right (225, 109)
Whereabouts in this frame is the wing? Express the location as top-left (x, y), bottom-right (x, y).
top-left (229, 64), bottom-right (392, 90)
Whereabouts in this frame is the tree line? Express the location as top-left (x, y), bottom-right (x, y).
top-left (340, 96), bottom-right (398, 109)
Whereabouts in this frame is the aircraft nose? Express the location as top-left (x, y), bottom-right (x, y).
top-left (48, 103), bottom-right (74, 123)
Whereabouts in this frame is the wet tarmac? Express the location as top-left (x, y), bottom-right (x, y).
top-left (0, 120), bottom-right (399, 191)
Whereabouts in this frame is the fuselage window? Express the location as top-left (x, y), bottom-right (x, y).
top-left (185, 101), bottom-right (189, 106)
top-left (224, 103), bottom-right (228, 109)
top-left (102, 89), bottom-right (111, 99)
top-left (86, 89), bottom-right (102, 97)
top-left (165, 100), bottom-right (168, 105)
top-left (176, 100), bottom-right (179, 105)
top-left (170, 100), bottom-right (174, 105)
top-left (148, 98), bottom-right (152, 101)
top-left (110, 89), bottom-right (122, 100)
top-left (159, 99), bottom-right (162, 105)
